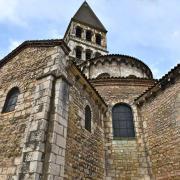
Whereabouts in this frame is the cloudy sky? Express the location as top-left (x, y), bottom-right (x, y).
top-left (0, 0), bottom-right (180, 78)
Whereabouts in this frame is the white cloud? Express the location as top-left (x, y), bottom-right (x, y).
top-left (0, 0), bottom-right (27, 26)
top-left (151, 66), bottom-right (162, 79)
top-left (8, 39), bottom-right (22, 51)
top-left (46, 29), bottom-right (63, 39)
top-left (0, 0), bottom-right (82, 26)
top-left (0, 39), bottom-right (22, 60)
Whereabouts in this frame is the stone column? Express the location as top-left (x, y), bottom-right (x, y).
top-left (82, 49), bottom-right (86, 61)
top-left (43, 77), bottom-right (70, 180)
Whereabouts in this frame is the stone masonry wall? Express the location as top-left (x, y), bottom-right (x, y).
top-left (64, 74), bottom-right (105, 179)
top-left (138, 79), bottom-right (180, 179)
top-left (0, 45), bottom-right (68, 179)
top-left (91, 79), bottom-right (155, 179)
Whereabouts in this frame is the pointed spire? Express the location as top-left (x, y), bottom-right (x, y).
top-left (72, 1), bottom-right (107, 32)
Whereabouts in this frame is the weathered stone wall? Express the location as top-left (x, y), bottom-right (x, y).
top-left (64, 74), bottom-right (105, 179)
top-left (0, 47), bottom-right (49, 179)
top-left (91, 79), bottom-right (155, 179)
top-left (138, 79), bottom-right (180, 179)
top-left (0, 45), bottom-right (68, 179)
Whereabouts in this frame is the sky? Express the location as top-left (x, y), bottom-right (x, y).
top-left (0, 0), bottom-right (180, 79)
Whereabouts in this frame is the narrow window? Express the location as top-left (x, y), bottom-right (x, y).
top-left (95, 52), bottom-right (101, 57)
top-left (96, 34), bottom-right (102, 45)
top-left (112, 103), bottom-right (135, 138)
top-left (86, 49), bottom-right (92, 60)
top-left (75, 46), bottom-right (82, 59)
top-left (76, 26), bottom-right (82, 38)
top-left (86, 30), bottom-right (92, 41)
top-left (85, 105), bottom-right (91, 132)
top-left (2, 87), bottom-right (20, 113)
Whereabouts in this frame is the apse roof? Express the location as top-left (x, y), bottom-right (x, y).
top-left (79, 54), bottom-right (153, 79)
top-left (72, 1), bottom-right (107, 32)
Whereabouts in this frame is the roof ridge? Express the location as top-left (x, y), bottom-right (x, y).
top-left (72, 1), bottom-right (107, 32)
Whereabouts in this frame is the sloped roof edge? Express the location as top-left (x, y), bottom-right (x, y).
top-left (135, 63), bottom-right (180, 105)
top-left (0, 39), bottom-right (70, 68)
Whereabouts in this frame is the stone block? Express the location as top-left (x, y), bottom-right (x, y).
top-left (56, 135), bottom-right (66, 149)
top-left (56, 155), bottom-right (64, 165)
top-left (54, 122), bottom-right (64, 136)
top-left (14, 157), bottom-right (22, 165)
top-left (29, 130), bottom-right (45, 142)
top-left (29, 161), bottom-right (43, 173)
top-left (46, 175), bottom-right (54, 180)
top-left (48, 163), bottom-right (60, 176)
top-left (51, 144), bottom-right (59, 154)
top-left (49, 153), bottom-right (56, 163)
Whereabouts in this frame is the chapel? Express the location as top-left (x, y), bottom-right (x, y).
top-left (0, 1), bottom-right (179, 180)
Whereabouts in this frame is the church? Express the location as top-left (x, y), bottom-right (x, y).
top-left (0, 1), bottom-right (179, 180)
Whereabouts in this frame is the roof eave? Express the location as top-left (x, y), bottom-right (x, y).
top-left (0, 39), bottom-right (70, 68)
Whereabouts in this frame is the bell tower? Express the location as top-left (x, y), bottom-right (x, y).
top-left (64, 1), bottom-right (108, 64)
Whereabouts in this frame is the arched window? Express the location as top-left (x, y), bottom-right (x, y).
top-left (85, 105), bottom-right (91, 132)
top-left (112, 103), bottom-right (135, 138)
top-left (96, 34), bottom-right (102, 45)
top-left (2, 87), bottom-right (20, 113)
top-left (86, 30), bottom-right (92, 41)
top-left (127, 75), bottom-right (137, 78)
top-left (86, 49), bottom-right (92, 60)
top-left (95, 52), bottom-right (101, 57)
top-left (76, 26), bottom-right (82, 38)
top-left (75, 46), bottom-right (82, 59)
top-left (97, 73), bottom-right (110, 79)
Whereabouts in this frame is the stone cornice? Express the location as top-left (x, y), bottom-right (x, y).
top-left (90, 77), bottom-right (156, 87)
top-left (79, 54), bottom-right (153, 79)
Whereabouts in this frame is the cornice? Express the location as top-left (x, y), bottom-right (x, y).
top-left (79, 54), bottom-right (153, 79)
top-left (90, 77), bottom-right (156, 86)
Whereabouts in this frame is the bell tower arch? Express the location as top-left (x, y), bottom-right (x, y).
top-left (64, 1), bottom-right (108, 64)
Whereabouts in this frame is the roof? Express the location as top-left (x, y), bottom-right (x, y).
top-left (72, 1), bottom-right (107, 32)
top-left (135, 63), bottom-right (180, 105)
top-left (0, 39), bottom-right (70, 68)
top-left (79, 54), bottom-right (153, 79)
